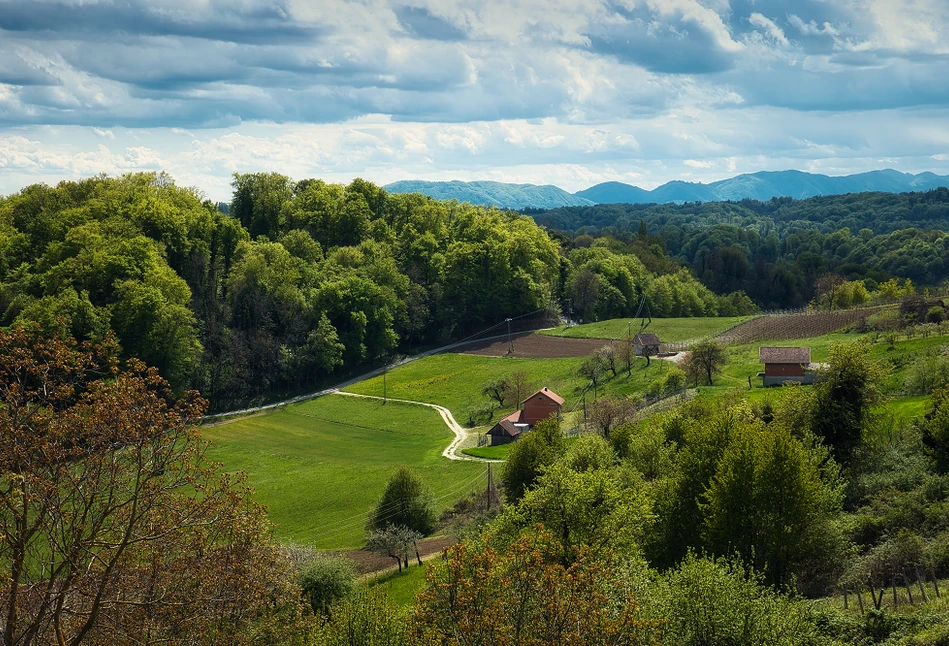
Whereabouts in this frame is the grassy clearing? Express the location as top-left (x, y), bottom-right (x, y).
top-left (462, 444), bottom-right (512, 460)
top-left (201, 394), bottom-right (483, 549)
top-left (541, 316), bottom-right (752, 342)
top-left (369, 563), bottom-right (431, 607)
top-left (344, 352), bottom-right (681, 425)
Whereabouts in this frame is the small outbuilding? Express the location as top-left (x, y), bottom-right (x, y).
top-left (486, 387), bottom-right (564, 446)
top-left (758, 346), bottom-right (815, 387)
top-left (633, 333), bottom-right (661, 356)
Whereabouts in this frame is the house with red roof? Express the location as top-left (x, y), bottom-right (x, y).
top-left (486, 387), bottom-right (564, 445)
top-left (758, 346), bottom-right (817, 386)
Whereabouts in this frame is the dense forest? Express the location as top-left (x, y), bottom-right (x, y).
top-left (532, 189), bottom-right (949, 309)
top-left (0, 173), bottom-right (747, 411)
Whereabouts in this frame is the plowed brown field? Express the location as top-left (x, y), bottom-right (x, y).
top-left (713, 307), bottom-right (884, 345)
top-left (455, 332), bottom-right (608, 358)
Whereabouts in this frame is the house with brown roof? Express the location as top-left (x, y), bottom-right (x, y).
top-left (486, 387), bottom-right (564, 445)
top-left (758, 346), bottom-right (816, 387)
top-left (633, 333), bottom-right (661, 356)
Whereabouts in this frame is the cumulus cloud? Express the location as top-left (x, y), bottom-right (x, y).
top-left (0, 0), bottom-right (948, 194)
top-left (748, 13), bottom-right (789, 46)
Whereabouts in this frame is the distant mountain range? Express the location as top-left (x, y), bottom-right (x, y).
top-left (383, 180), bottom-right (594, 209)
top-left (384, 170), bottom-right (949, 209)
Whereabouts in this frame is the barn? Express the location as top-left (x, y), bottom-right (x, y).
top-left (633, 333), bottom-right (661, 356)
top-left (486, 387), bottom-right (564, 445)
top-left (758, 346), bottom-right (815, 386)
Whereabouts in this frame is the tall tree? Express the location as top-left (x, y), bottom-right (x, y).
top-left (686, 339), bottom-right (727, 386)
top-left (370, 467), bottom-right (436, 535)
top-left (0, 328), bottom-right (306, 646)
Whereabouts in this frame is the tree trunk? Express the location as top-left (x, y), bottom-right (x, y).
top-left (916, 567), bottom-right (929, 603)
top-left (856, 586), bottom-right (865, 613)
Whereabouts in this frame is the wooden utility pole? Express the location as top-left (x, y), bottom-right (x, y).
top-left (506, 318), bottom-right (514, 354)
top-left (486, 463), bottom-right (494, 511)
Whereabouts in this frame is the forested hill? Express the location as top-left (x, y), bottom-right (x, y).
top-left (0, 173), bottom-right (749, 411)
top-left (383, 171), bottom-right (949, 209)
top-left (531, 188), bottom-right (949, 236)
top-left (384, 180), bottom-right (594, 209)
top-left (533, 188), bottom-right (949, 310)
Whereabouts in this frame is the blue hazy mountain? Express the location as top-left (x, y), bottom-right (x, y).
top-left (383, 180), bottom-right (594, 209)
top-left (579, 170), bottom-right (949, 204)
top-left (386, 170), bottom-right (949, 209)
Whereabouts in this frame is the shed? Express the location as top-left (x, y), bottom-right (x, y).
top-left (486, 387), bottom-right (564, 446)
top-left (633, 333), bottom-right (661, 356)
top-left (486, 410), bottom-right (527, 445)
top-left (758, 346), bottom-right (815, 387)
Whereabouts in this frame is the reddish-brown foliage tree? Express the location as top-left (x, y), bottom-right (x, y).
top-left (0, 328), bottom-right (307, 646)
top-left (412, 528), bottom-right (662, 646)
top-left (588, 397), bottom-right (638, 440)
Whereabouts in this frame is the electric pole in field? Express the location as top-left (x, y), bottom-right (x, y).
top-left (505, 317), bottom-right (514, 354)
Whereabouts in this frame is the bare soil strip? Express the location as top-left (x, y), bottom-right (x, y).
top-left (455, 332), bottom-right (610, 358)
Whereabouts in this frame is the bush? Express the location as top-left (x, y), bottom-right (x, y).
top-left (663, 366), bottom-right (686, 394)
top-left (661, 554), bottom-right (818, 646)
top-left (299, 556), bottom-right (357, 615)
top-left (313, 587), bottom-right (408, 646)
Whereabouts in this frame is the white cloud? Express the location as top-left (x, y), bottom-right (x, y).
top-left (748, 13), bottom-right (789, 46)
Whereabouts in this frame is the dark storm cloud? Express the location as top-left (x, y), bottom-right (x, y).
top-left (0, 0), bottom-right (323, 44)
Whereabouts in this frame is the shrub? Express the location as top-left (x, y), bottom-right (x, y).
top-left (299, 556), bottom-right (357, 615)
top-left (661, 554), bottom-right (818, 646)
top-left (663, 366), bottom-right (686, 394)
top-left (313, 587), bottom-right (408, 646)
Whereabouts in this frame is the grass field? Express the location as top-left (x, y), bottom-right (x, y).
top-left (541, 316), bottom-right (752, 342)
top-left (201, 394), bottom-right (483, 549)
top-left (462, 444), bottom-right (512, 459)
top-left (343, 352), bottom-right (678, 424)
top-left (370, 563), bottom-right (431, 607)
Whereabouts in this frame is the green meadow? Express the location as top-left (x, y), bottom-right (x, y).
top-left (343, 352), bottom-right (679, 424)
top-left (203, 320), bottom-right (948, 553)
top-left (201, 394), bottom-right (483, 549)
top-left (541, 316), bottom-right (752, 341)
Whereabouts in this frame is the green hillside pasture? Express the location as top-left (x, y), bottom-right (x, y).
top-left (541, 316), bottom-right (752, 342)
top-left (462, 444), bottom-right (512, 460)
top-left (201, 394), bottom-right (483, 549)
top-left (369, 563), bottom-right (431, 607)
top-left (344, 353), bottom-right (676, 424)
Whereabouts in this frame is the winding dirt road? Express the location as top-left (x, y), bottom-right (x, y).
top-left (335, 391), bottom-right (501, 462)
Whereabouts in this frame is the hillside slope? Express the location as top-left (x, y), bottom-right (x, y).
top-left (384, 180), bottom-right (595, 209)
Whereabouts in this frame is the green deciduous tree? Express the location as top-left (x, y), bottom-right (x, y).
top-left (809, 341), bottom-right (884, 462)
top-left (370, 467), bottom-right (436, 535)
top-left (500, 417), bottom-right (563, 502)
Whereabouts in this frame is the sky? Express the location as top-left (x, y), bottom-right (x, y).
top-left (2, 0), bottom-right (949, 201)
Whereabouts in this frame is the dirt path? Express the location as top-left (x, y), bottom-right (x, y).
top-left (334, 392), bottom-right (502, 463)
